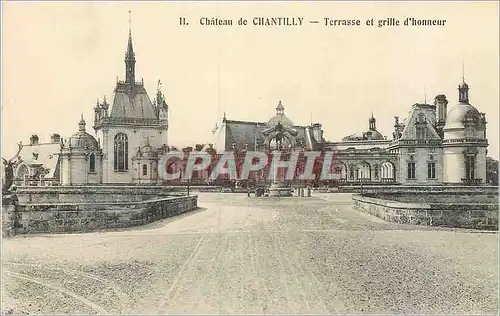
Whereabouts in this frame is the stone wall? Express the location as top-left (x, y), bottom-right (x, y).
top-left (15, 185), bottom-right (222, 204)
top-left (10, 195), bottom-right (198, 235)
top-left (4, 186), bottom-right (199, 236)
top-left (2, 195), bottom-right (18, 237)
top-left (339, 184), bottom-right (498, 194)
top-left (353, 194), bottom-right (498, 230)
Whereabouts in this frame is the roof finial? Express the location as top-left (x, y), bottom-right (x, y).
top-left (462, 59), bottom-right (465, 82)
top-left (424, 85), bottom-right (427, 103)
top-left (79, 114), bottom-right (86, 131)
top-left (276, 100), bottom-right (285, 115)
top-left (157, 79), bottom-right (162, 93)
top-left (128, 10), bottom-right (132, 36)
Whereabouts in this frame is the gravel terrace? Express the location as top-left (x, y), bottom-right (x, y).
top-left (1, 193), bottom-right (498, 314)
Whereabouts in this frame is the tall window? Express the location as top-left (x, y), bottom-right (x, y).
top-left (349, 167), bottom-right (355, 180)
top-left (465, 155), bottom-right (476, 179)
top-left (142, 164), bottom-right (148, 176)
top-left (416, 126), bottom-right (427, 140)
top-left (89, 153), bottom-right (96, 173)
top-left (407, 162), bottom-right (416, 179)
top-left (114, 133), bottom-right (128, 171)
top-left (427, 162), bottom-right (436, 179)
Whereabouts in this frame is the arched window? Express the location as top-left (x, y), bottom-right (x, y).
top-left (142, 164), bottom-right (148, 176)
top-left (114, 133), bottom-right (128, 171)
top-left (465, 155), bottom-right (476, 180)
top-left (89, 153), bottom-right (96, 173)
top-left (17, 164), bottom-right (29, 178)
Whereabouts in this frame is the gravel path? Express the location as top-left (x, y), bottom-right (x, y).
top-left (2, 193), bottom-right (498, 314)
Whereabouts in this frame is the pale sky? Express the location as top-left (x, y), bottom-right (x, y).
top-left (2, 1), bottom-right (499, 159)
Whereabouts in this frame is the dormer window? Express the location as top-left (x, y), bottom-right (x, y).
top-left (417, 113), bottom-right (426, 123)
top-left (464, 114), bottom-right (477, 138)
top-left (415, 113), bottom-right (428, 139)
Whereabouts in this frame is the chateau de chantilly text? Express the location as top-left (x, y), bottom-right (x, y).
top-left (179, 16), bottom-right (447, 27)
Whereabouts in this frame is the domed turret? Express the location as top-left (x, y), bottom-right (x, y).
top-left (444, 78), bottom-right (482, 131)
top-left (60, 115), bottom-right (102, 185)
top-left (442, 73), bottom-right (488, 184)
top-left (444, 103), bottom-right (482, 130)
top-left (69, 115), bottom-right (99, 149)
top-left (342, 113), bottom-right (385, 141)
top-left (267, 100), bottom-right (294, 127)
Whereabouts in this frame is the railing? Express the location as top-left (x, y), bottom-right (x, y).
top-left (116, 80), bottom-right (144, 86)
top-left (94, 117), bottom-right (163, 127)
top-left (337, 178), bottom-right (396, 184)
top-left (443, 138), bottom-right (488, 144)
top-left (461, 178), bottom-right (483, 185)
top-left (390, 139), bottom-right (442, 146)
top-left (14, 179), bottom-right (59, 187)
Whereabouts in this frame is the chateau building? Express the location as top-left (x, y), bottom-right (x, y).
top-left (12, 24), bottom-right (170, 186)
top-left (92, 27), bottom-right (169, 184)
top-left (8, 21), bottom-right (489, 187)
top-left (214, 75), bottom-right (488, 186)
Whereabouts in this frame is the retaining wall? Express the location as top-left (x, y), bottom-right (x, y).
top-left (352, 194), bottom-right (498, 230)
top-left (10, 195), bottom-right (198, 234)
top-left (3, 186), bottom-right (199, 236)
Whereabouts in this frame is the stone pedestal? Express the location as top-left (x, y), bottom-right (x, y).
top-left (268, 182), bottom-right (292, 197)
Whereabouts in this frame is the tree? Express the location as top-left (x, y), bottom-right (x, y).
top-left (2, 142), bottom-right (23, 192)
top-left (486, 157), bottom-right (498, 185)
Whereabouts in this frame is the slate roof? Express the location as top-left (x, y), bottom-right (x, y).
top-left (218, 119), bottom-right (315, 151)
top-left (400, 104), bottom-right (441, 140)
top-left (15, 143), bottom-right (60, 178)
top-left (109, 82), bottom-right (158, 120)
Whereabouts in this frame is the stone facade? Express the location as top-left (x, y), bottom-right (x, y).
top-left (92, 28), bottom-right (169, 184)
top-left (213, 77), bottom-right (489, 187)
top-left (6, 22), bottom-right (490, 188)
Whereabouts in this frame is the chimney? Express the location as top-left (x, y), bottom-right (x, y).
top-left (50, 133), bottom-right (61, 143)
top-left (30, 134), bottom-right (39, 145)
top-left (312, 123), bottom-right (323, 142)
top-left (434, 94), bottom-right (448, 127)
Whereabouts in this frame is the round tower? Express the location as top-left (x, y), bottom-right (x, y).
top-left (442, 76), bottom-right (488, 184)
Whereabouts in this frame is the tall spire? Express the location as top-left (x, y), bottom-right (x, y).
top-left (458, 60), bottom-right (469, 104)
top-left (125, 10), bottom-right (136, 84)
top-left (462, 59), bottom-right (465, 82)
